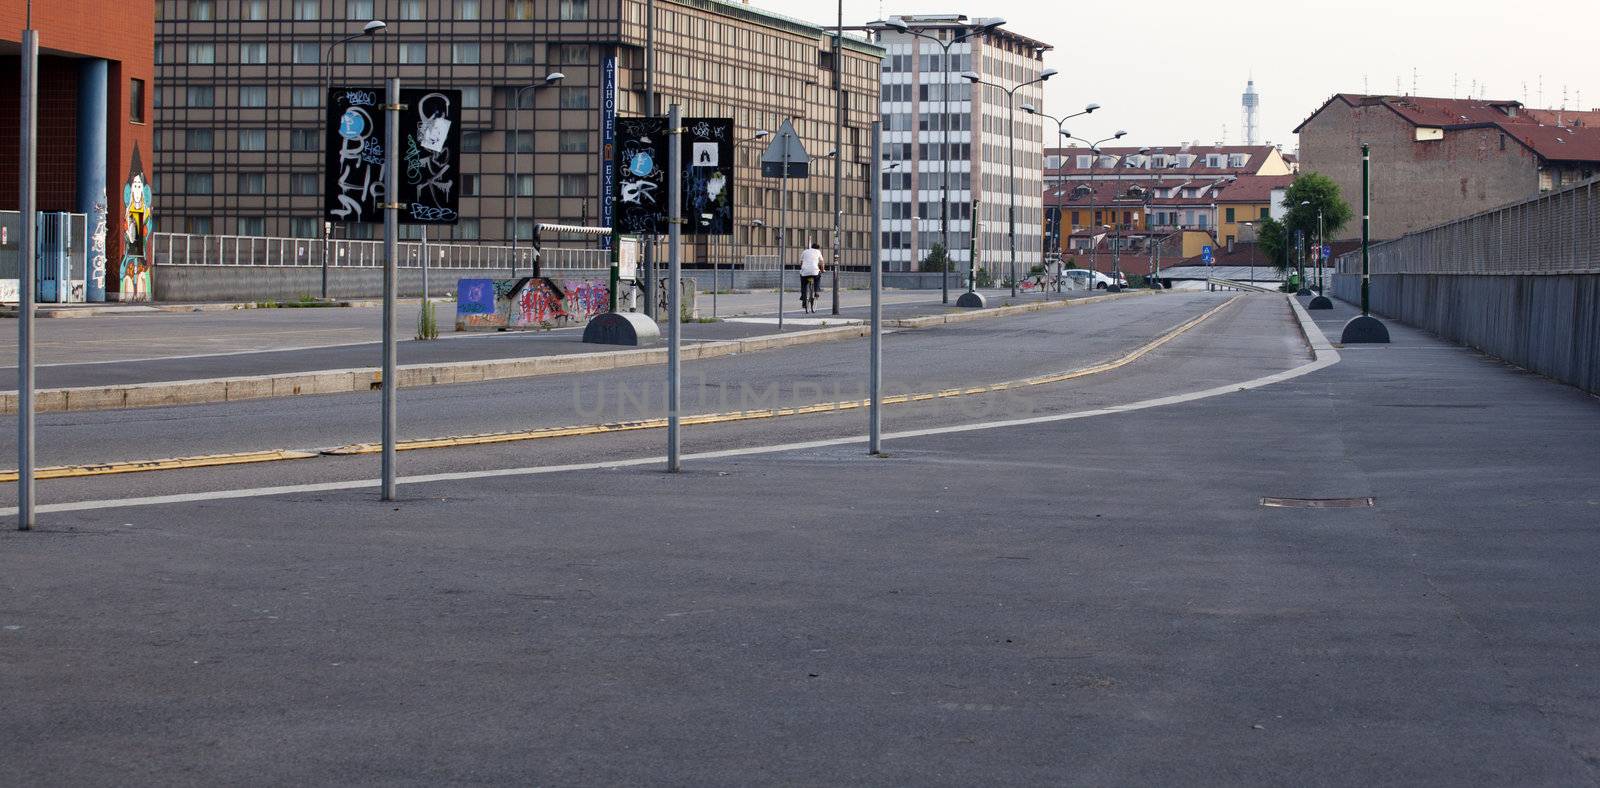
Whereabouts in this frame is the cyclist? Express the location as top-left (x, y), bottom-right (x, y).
top-left (799, 242), bottom-right (824, 313)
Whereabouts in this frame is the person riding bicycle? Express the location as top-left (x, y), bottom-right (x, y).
top-left (799, 243), bottom-right (824, 313)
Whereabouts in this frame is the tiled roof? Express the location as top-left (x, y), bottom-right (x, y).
top-left (1214, 175), bottom-right (1294, 203)
top-left (1295, 93), bottom-right (1600, 164)
top-left (1045, 144), bottom-right (1279, 176)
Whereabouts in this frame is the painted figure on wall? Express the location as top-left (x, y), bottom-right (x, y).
top-left (120, 146), bottom-right (153, 301)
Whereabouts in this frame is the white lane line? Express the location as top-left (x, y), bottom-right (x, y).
top-left (0, 297), bottom-right (1338, 518)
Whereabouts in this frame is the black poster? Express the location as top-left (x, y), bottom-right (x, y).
top-left (397, 88), bottom-right (463, 226)
top-left (682, 117), bottom-right (733, 236)
top-left (613, 116), bottom-right (670, 235)
top-left (325, 86), bottom-right (386, 225)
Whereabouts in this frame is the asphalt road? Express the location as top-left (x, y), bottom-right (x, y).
top-left (0, 291), bottom-right (1243, 497)
top-left (2, 294), bottom-right (1597, 784)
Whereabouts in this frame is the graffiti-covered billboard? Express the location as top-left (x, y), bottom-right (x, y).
top-left (324, 86), bottom-right (386, 225)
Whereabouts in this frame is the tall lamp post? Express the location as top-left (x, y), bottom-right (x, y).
top-left (870, 17), bottom-right (1006, 304)
top-left (1061, 132), bottom-right (1126, 288)
top-left (1304, 200), bottom-right (1335, 309)
top-left (510, 72), bottom-right (566, 278)
top-left (963, 68), bottom-right (1058, 297)
top-left (1021, 102), bottom-right (1100, 296)
top-left (320, 19), bottom-right (386, 299)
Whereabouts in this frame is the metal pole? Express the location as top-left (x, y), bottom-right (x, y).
top-left (1318, 208), bottom-right (1325, 291)
top-left (1007, 94), bottom-right (1018, 297)
top-left (511, 93), bottom-right (521, 278)
top-left (642, 0), bottom-right (656, 320)
top-left (421, 225), bottom-right (429, 303)
top-left (940, 39), bottom-right (950, 304)
top-left (666, 105), bottom-right (682, 472)
top-left (968, 199), bottom-right (979, 293)
top-left (868, 120), bottom-right (883, 455)
top-left (381, 77), bottom-right (400, 501)
top-left (17, 28), bottom-right (38, 530)
top-left (1361, 143), bottom-right (1371, 315)
top-left (779, 135), bottom-right (790, 330)
top-left (830, 0), bottom-right (843, 316)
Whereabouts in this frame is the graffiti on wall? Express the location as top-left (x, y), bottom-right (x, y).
top-left (120, 145), bottom-right (153, 301)
top-left (454, 277), bottom-right (611, 331)
top-left (90, 187), bottom-right (108, 298)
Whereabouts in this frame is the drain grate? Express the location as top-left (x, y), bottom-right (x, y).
top-left (1260, 496), bottom-right (1375, 509)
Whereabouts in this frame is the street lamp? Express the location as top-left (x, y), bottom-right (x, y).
top-left (320, 18), bottom-right (387, 299)
top-left (1022, 101), bottom-right (1100, 298)
top-left (964, 67), bottom-right (1057, 297)
top-left (509, 71), bottom-right (565, 278)
top-left (869, 16), bottom-right (1006, 304)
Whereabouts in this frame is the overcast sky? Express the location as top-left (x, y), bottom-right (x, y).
top-left (748, 0), bottom-right (1600, 151)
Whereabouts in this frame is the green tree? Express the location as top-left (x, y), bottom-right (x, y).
top-left (1256, 216), bottom-right (1291, 272)
top-left (921, 242), bottom-right (953, 273)
top-left (1279, 172), bottom-right (1353, 263)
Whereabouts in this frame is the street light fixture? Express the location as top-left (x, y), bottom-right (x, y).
top-left (509, 72), bottom-right (565, 278)
top-left (964, 66), bottom-right (1057, 297)
top-left (867, 16), bottom-right (1005, 304)
top-left (319, 18), bottom-right (387, 299)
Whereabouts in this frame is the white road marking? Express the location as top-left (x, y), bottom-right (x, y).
top-left (0, 297), bottom-right (1338, 518)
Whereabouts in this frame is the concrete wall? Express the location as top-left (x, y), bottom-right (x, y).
top-left (1299, 100), bottom-right (1541, 241)
top-left (1334, 272), bottom-right (1600, 394)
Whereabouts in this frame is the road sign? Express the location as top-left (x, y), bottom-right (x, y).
top-left (1321, 244), bottom-right (1332, 260)
top-left (682, 118), bottom-right (733, 235)
top-left (325, 86), bottom-right (385, 224)
top-left (760, 118), bottom-right (810, 178)
top-left (397, 88), bottom-right (462, 226)
top-left (1202, 245), bottom-right (1213, 265)
top-left (613, 116), bottom-right (670, 235)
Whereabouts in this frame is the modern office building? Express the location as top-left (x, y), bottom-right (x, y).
top-left (153, 0), bottom-right (882, 266)
top-left (874, 14), bottom-right (1051, 275)
top-left (2, 0), bottom-right (156, 301)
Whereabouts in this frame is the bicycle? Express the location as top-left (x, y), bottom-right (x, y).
top-left (799, 274), bottom-right (819, 313)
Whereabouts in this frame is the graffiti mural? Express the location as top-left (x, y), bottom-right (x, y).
top-left (120, 145), bottom-right (153, 301)
top-left (454, 277), bottom-right (611, 331)
top-left (89, 187), bottom-right (107, 300)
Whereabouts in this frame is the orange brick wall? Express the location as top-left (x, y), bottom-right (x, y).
top-left (2, 0), bottom-right (155, 292)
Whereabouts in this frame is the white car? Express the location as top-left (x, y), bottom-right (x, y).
top-left (1060, 269), bottom-right (1126, 290)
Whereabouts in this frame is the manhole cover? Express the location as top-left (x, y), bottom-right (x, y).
top-left (1260, 497), bottom-right (1374, 509)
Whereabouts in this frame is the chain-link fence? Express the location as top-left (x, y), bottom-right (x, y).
top-left (1337, 177), bottom-right (1600, 276)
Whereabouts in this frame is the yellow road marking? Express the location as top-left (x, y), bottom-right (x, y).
top-left (0, 449), bottom-right (321, 482)
top-left (2, 296), bottom-right (1240, 478)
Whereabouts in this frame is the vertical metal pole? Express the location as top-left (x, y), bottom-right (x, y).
top-left (321, 61), bottom-right (330, 299)
top-left (940, 39), bottom-right (950, 304)
top-left (421, 225), bottom-right (429, 303)
top-left (1008, 96), bottom-right (1018, 297)
top-left (830, 1), bottom-right (843, 316)
top-left (642, 0), bottom-right (656, 320)
top-left (779, 138), bottom-right (790, 330)
top-left (17, 29), bottom-right (38, 530)
top-left (1361, 143), bottom-right (1371, 315)
top-left (381, 78), bottom-right (400, 501)
top-left (666, 105), bottom-right (682, 472)
top-left (869, 121), bottom-right (883, 455)
top-left (968, 199), bottom-right (980, 293)
top-left (511, 96), bottom-right (520, 278)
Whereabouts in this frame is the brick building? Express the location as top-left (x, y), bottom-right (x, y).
top-left (1295, 94), bottom-right (1600, 240)
top-left (2, 0), bottom-right (156, 301)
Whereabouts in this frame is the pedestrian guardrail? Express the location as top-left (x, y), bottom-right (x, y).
top-left (151, 232), bottom-right (614, 272)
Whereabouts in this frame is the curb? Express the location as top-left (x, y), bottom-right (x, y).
top-left (0, 291), bottom-right (1153, 415)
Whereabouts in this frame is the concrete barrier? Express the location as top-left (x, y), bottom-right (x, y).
top-left (1334, 272), bottom-right (1600, 394)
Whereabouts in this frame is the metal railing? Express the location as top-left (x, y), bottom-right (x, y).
top-left (1337, 177), bottom-right (1600, 276)
top-left (151, 232), bottom-right (614, 272)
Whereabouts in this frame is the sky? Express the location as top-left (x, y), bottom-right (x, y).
top-left (747, 0), bottom-right (1600, 151)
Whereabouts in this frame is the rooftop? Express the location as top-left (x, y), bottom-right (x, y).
top-left (1295, 93), bottom-right (1600, 164)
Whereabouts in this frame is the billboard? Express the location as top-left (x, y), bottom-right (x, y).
top-left (396, 88), bottom-right (462, 225)
top-left (325, 86), bottom-right (385, 224)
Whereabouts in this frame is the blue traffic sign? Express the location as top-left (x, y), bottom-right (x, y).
top-left (1202, 245), bottom-right (1213, 265)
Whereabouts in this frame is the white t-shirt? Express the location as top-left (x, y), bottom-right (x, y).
top-left (800, 248), bottom-right (824, 276)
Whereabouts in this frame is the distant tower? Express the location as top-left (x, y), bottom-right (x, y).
top-left (1241, 79), bottom-right (1260, 146)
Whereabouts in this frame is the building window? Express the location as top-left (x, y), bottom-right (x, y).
top-left (506, 131), bottom-right (533, 153)
top-left (559, 175), bottom-right (587, 197)
top-left (238, 129), bottom-right (267, 150)
top-left (559, 0), bottom-right (589, 19)
top-left (293, 0), bottom-right (319, 20)
top-left (292, 43), bottom-right (319, 64)
top-left (186, 86), bottom-right (215, 107)
top-left (561, 44), bottom-right (590, 64)
top-left (398, 43), bottom-right (426, 64)
top-left (186, 173), bottom-right (214, 195)
top-left (347, 0), bottom-right (374, 18)
top-left (506, 42), bottom-right (535, 65)
top-left (462, 131), bottom-right (482, 152)
top-left (400, 0), bottom-right (423, 19)
top-left (241, 42), bottom-right (267, 64)
top-left (460, 87), bottom-right (483, 108)
top-left (188, 217), bottom-right (213, 235)
top-left (456, 0), bottom-right (481, 19)
top-left (452, 43), bottom-right (480, 65)
top-left (505, 218), bottom-right (534, 240)
top-left (239, 217), bottom-right (266, 237)
top-left (186, 129), bottom-right (215, 151)
top-left (510, 0), bottom-right (534, 19)
top-left (188, 43), bottom-right (216, 64)
top-left (559, 87), bottom-right (590, 109)
top-left (504, 174), bottom-right (534, 196)
top-left (1259, 207), bottom-right (1269, 219)
top-left (239, 86), bottom-right (267, 107)
top-left (292, 86), bottom-right (319, 107)
top-left (462, 174), bottom-right (480, 196)
top-left (1225, 207), bottom-right (1236, 222)
top-left (347, 42), bottom-right (373, 64)
top-left (290, 218), bottom-right (318, 238)
top-left (238, 173), bottom-right (266, 194)
top-left (244, 0), bottom-right (267, 20)
top-left (559, 131), bottom-right (589, 152)
top-left (455, 219), bottom-right (480, 240)
top-left (290, 129), bottom-right (318, 151)
top-left (188, 0), bottom-right (214, 20)
top-left (292, 173), bottom-right (319, 195)
top-left (129, 79), bottom-right (145, 123)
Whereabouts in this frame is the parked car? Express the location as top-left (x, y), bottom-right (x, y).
top-left (1061, 269), bottom-right (1125, 290)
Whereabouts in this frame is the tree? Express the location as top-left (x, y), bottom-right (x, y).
top-left (1256, 216), bottom-right (1291, 272)
top-left (921, 242), bottom-right (953, 273)
top-left (1280, 172), bottom-right (1353, 263)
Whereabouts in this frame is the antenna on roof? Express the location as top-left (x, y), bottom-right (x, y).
top-left (1562, 85), bottom-right (1569, 110)
top-left (1411, 67), bottom-right (1418, 96)
top-left (1538, 74), bottom-right (1544, 107)
top-left (1523, 81), bottom-right (1529, 104)
top-left (1363, 74), bottom-right (1369, 94)
top-left (1452, 73), bottom-right (1459, 99)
